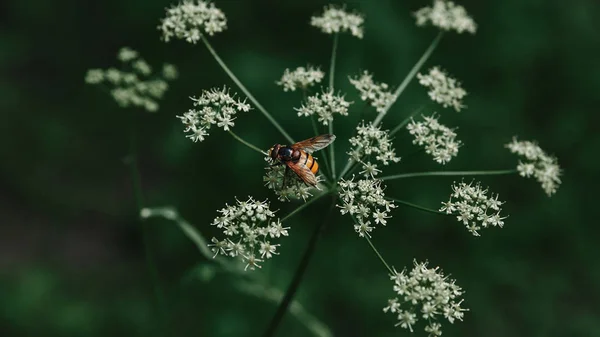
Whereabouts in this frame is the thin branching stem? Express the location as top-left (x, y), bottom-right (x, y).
top-left (380, 169), bottom-right (518, 181)
top-left (311, 116), bottom-right (332, 179)
top-left (389, 105), bottom-right (426, 136)
top-left (373, 31), bottom-right (444, 127)
top-left (201, 36), bottom-right (294, 144)
top-left (228, 130), bottom-right (268, 155)
top-left (281, 191), bottom-right (331, 223)
top-left (386, 197), bottom-right (447, 215)
top-left (365, 236), bottom-right (394, 275)
top-left (263, 195), bottom-right (337, 337)
top-left (328, 33), bottom-right (339, 180)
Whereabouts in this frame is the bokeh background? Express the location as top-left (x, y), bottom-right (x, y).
top-left (1, 0), bottom-right (598, 336)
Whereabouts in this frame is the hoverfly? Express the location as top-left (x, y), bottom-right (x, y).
top-left (268, 134), bottom-right (336, 187)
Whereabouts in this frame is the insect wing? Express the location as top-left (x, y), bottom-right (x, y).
top-left (286, 161), bottom-right (318, 186)
top-left (291, 134), bottom-right (336, 153)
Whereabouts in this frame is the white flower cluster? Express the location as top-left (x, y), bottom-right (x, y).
top-left (159, 0), bottom-right (227, 44)
top-left (417, 67), bottom-right (466, 112)
top-left (85, 47), bottom-right (178, 112)
top-left (414, 0), bottom-right (477, 34)
top-left (384, 260), bottom-right (467, 336)
top-left (311, 5), bottom-right (364, 39)
top-left (263, 158), bottom-right (317, 202)
top-left (349, 71), bottom-right (396, 113)
top-left (505, 137), bottom-right (562, 196)
top-left (208, 196), bottom-right (288, 270)
top-left (177, 86), bottom-right (251, 142)
top-left (295, 89), bottom-right (352, 126)
top-left (276, 66), bottom-right (325, 92)
top-left (440, 181), bottom-right (506, 236)
top-left (337, 177), bottom-right (396, 237)
top-left (407, 115), bottom-right (461, 164)
top-left (348, 122), bottom-right (401, 177)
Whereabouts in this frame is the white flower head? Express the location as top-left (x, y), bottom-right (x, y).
top-left (162, 63), bottom-right (179, 80)
top-left (159, 0), bottom-right (227, 44)
top-left (337, 176), bottom-right (396, 237)
top-left (440, 181), bottom-right (507, 236)
top-left (177, 86), bottom-right (251, 142)
top-left (407, 114), bottom-right (461, 164)
top-left (384, 261), bottom-right (468, 335)
top-left (418, 66), bottom-right (466, 112)
top-left (85, 47), bottom-right (177, 112)
top-left (276, 65), bottom-right (325, 92)
top-left (208, 196), bottom-right (286, 270)
top-left (505, 137), bottom-right (562, 196)
top-left (349, 71), bottom-right (396, 113)
top-left (263, 157), bottom-right (320, 202)
top-left (414, 0), bottom-right (477, 34)
top-left (348, 122), bottom-right (401, 177)
top-left (311, 5), bottom-right (364, 39)
top-left (295, 89), bottom-right (352, 126)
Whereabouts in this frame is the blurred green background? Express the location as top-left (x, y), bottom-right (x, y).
top-left (1, 0), bottom-right (598, 336)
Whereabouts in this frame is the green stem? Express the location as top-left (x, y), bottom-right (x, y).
top-left (389, 105), bottom-right (426, 136)
top-left (373, 32), bottom-right (444, 127)
top-left (365, 236), bottom-right (394, 275)
top-left (228, 130), bottom-right (267, 155)
top-left (281, 191), bottom-right (331, 223)
top-left (201, 36), bottom-right (294, 144)
top-left (311, 116), bottom-right (332, 179)
top-left (263, 195), bottom-right (337, 337)
top-left (380, 169), bottom-right (518, 181)
top-left (328, 34), bottom-right (339, 180)
top-left (386, 198), bottom-right (446, 215)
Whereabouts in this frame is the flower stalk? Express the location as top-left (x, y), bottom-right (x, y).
top-left (380, 169), bottom-right (518, 181)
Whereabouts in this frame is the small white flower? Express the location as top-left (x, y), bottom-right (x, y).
top-left (384, 261), bottom-right (467, 335)
top-left (276, 65), bottom-right (325, 92)
top-left (414, 0), bottom-right (477, 34)
top-left (348, 122), bottom-right (401, 177)
top-left (177, 86), bottom-right (251, 142)
top-left (84, 69), bottom-right (104, 84)
top-left (263, 157), bottom-right (319, 202)
top-left (117, 47), bottom-right (139, 62)
top-left (162, 63), bottom-right (179, 80)
top-left (337, 176), bottom-right (396, 237)
top-left (208, 196), bottom-right (284, 270)
top-left (407, 114), bottom-right (461, 164)
top-left (505, 137), bottom-right (562, 196)
top-left (440, 181), bottom-right (507, 236)
top-left (295, 89), bottom-right (352, 126)
top-left (417, 66), bottom-right (466, 112)
top-left (133, 60), bottom-right (152, 76)
top-left (159, 0), bottom-right (227, 44)
top-left (349, 71), bottom-right (396, 113)
top-left (311, 5), bottom-right (364, 39)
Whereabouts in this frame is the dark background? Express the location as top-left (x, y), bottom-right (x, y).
top-left (1, 0), bottom-right (598, 336)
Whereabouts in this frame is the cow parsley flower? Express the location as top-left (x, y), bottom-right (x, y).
top-left (177, 86), bottom-right (251, 142)
top-left (337, 176), bottom-right (396, 237)
top-left (85, 47), bottom-right (177, 112)
top-left (263, 157), bottom-right (317, 202)
top-left (440, 181), bottom-right (507, 236)
top-left (311, 5), bottom-right (364, 39)
top-left (418, 67), bottom-right (466, 112)
top-left (349, 71), bottom-right (396, 113)
top-left (384, 260), bottom-right (467, 336)
top-left (159, 0), bottom-right (227, 44)
top-left (276, 66), bottom-right (325, 92)
top-left (348, 122), bottom-right (401, 177)
top-left (407, 114), bottom-right (461, 164)
top-left (505, 137), bottom-right (562, 196)
top-left (414, 0), bottom-right (477, 34)
top-left (295, 89), bottom-right (352, 126)
top-left (208, 196), bottom-right (286, 270)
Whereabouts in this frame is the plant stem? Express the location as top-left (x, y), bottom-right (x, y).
top-left (228, 130), bottom-right (267, 155)
top-left (386, 198), bottom-right (446, 215)
top-left (380, 169), bottom-right (518, 181)
top-left (389, 105), bottom-right (425, 136)
top-left (365, 236), bottom-right (394, 275)
top-left (311, 116), bottom-right (332, 179)
top-left (281, 191), bottom-right (331, 223)
top-left (328, 34), bottom-right (339, 180)
top-left (373, 31), bottom-right (444, 127)
top-left (263, 195), bottom-right (337, 337)
top-left (201, 36), bottom-right (294, 144)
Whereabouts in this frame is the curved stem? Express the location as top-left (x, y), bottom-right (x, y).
top-left (328, 34), bottom-right (339, 180)
top-left (373, 32), bottom-right (444, 127)
top-left (386, 197), bottom-right (446, 215)
top-left (263, 195), bottom-right (337, 337)
top-left (228, 130), bottom-right (268, 155)
top-left (380, 169), bottom-right (518, 181)
top-left (201, 36), bottom-right (294, 144)
top-left (365, 236), bottom-right (394, 275)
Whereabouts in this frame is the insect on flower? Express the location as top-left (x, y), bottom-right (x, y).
top-left (268, 134), bottom-right (336, 187)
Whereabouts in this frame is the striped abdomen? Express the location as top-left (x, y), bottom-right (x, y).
top-left (298, 150), bottom-right (319, 175)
